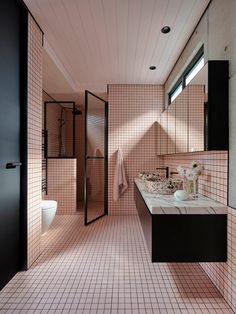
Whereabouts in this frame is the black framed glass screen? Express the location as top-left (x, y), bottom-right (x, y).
top-left (44, 101), bottom-right (76, 158)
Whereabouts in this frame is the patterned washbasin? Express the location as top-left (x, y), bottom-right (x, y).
top-left (144, 177), bottom-right (183, 195)
top-left (138, 171), bottom-right (164, 180)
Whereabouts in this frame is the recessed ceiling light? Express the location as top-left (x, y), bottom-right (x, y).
top-left (149, 66), bottom-right (156, 70)
top-left (161, 26), bottom-right (171, 34)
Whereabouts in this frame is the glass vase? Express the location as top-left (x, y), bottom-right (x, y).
top-left (183, 177), bottom-right (198, 199)
top-left (183, 177), bottom-right (194, 195)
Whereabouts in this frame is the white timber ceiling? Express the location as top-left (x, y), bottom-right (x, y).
top-left (24, 0), bottom-right (210, 93)
top-left (42, 48), bottom-right (75, 94)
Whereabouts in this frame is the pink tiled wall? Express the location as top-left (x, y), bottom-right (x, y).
top-left (201, 207), bottom-right (236, 311)
top-left (162, 151), bottom-right (228, 205)
top-left (64, 109), bottom-right (74, 156)
top-left (27, 15), bottom-right (43, 267)
top-left (108, 85), bottom-right (164, 215)
top-left (44, 159), bottom-right (77, 215)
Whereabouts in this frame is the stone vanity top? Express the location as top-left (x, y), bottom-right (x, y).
top-left (134, 178), bottom-right (227, 215)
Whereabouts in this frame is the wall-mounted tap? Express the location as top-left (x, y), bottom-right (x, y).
top-left (156, 167), bottom-right (169, 178)
top-left (156, 166), bottom-right (179, 178)
top-left (170, 171), bottom-right (179, 176)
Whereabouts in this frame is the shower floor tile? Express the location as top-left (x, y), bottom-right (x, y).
top-left (0, 215), bottom-right (233, 313)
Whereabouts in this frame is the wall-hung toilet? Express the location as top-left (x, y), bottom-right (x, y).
top-left (41, 200), bottom-right (57, 234)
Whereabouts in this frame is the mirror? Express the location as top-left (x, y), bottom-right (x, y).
top-left (175, 87), bottom-right (189, 153)
top-left (188, 63), bottom-right (207, 152)
top-left (158, 61), bottom-right (228, 155)
top-left (167, 102), bottom-right (176, 154)
top-left (159, 64), bottom-right (207, 155)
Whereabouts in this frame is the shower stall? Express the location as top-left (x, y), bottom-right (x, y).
top-left (43, 101), bottom-right (81, 215)
top-left (42, 92), bottom-right (108, 224)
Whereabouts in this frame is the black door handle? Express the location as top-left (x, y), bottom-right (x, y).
top-left (6, 162), bottom-right (22, 169)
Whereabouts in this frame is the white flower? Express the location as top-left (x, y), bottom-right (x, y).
top-left (190, 161), bottom-right (203, 175)
top-left (177, 161), bottom-right (202, 180)
top-left (191, 160), bottom-right (200, 169)
top-left (193, 165), bottom-right (202, 175)
top-left (177, 166), bottom-right (186, 177)
top-left (185, 169), bottom-right (198, 181)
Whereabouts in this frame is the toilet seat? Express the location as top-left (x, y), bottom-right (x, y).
top-left (41, 200), bottom-right (57, 210)
top-left (41, 200), bottom-right (57, 234)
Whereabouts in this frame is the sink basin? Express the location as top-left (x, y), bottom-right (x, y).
top-left (144, 177), bottom-right (183, 194)
top-left (138, 171), bottom-right (164, 180)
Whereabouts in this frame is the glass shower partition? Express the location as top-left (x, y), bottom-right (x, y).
top-left (84, 90), bottom-right (108, 225)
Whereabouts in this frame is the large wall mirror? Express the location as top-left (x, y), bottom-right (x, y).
top-left (188, 63), bottom-right (207, 152)
top-left (158, 60), bottom-right (228, 155)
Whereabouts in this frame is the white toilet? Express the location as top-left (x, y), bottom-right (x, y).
top-left (41, 200), bottom-right (57, 234)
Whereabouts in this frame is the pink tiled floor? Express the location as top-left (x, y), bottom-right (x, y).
top-left (0, 215), bottom-right (233, 313)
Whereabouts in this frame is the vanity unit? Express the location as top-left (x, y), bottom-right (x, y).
top-left (134, 178), bottom-right (227, 262)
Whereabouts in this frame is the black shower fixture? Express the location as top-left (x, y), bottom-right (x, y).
top-left (73, 109), bottom-right (82, 115)
top-left (149, 66), bottom-right (156, 70)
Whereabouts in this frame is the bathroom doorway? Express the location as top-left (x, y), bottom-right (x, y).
top-left (84, 90), bottom-right (108, 225)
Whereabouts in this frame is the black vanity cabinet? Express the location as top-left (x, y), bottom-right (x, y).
top-left (134, 179), bottom-right (227, 263)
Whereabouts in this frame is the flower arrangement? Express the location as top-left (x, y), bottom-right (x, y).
top-left (177, 161), bottom-right (203, 197)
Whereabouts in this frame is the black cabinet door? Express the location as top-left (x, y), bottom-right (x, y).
top-left (207, 61), bottom-right (229, 150)
top-left (0, 0), bottom-right (22, 289)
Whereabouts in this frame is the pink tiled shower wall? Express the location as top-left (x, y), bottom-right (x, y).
top-left (108, 85), bottom-right (164, 215)
top-left (43, 96), bottom-right (62, 157)
top-left (44, 159), bottom-right (77, 215)
top-left (27, 15), bottom-right (43, 267)
top-left (42, 92), bottom-right (74, 158)
top-left (42, 91), bottom-right (77, 213)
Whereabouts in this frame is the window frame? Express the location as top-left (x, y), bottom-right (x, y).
top-left (169, 82), bottom-right (183, 103)
top-left (168, 45), bottom-right (204, 105)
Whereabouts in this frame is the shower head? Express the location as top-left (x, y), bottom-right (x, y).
top-left (73, 109), bottom-right (82, 115)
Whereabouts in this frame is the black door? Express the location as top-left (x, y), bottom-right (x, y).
top-left (84, 90), bottom-right (108, 225)
top-left (0, 0), bottom-right (26, 289)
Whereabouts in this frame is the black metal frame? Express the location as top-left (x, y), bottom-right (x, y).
top-left (17, 0), bottom-right (44, 45)
top-left (19, 1), bottom-right (29, 271)
top-left (84, 90), bottom-right (108, 226)
top-left (44, 101), bottom-right (76, 158)
top-left (42, 129), bottom-right (48, 194)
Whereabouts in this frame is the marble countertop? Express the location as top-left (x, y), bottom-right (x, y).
top-left (134, 178), bottom-right (227, 215)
